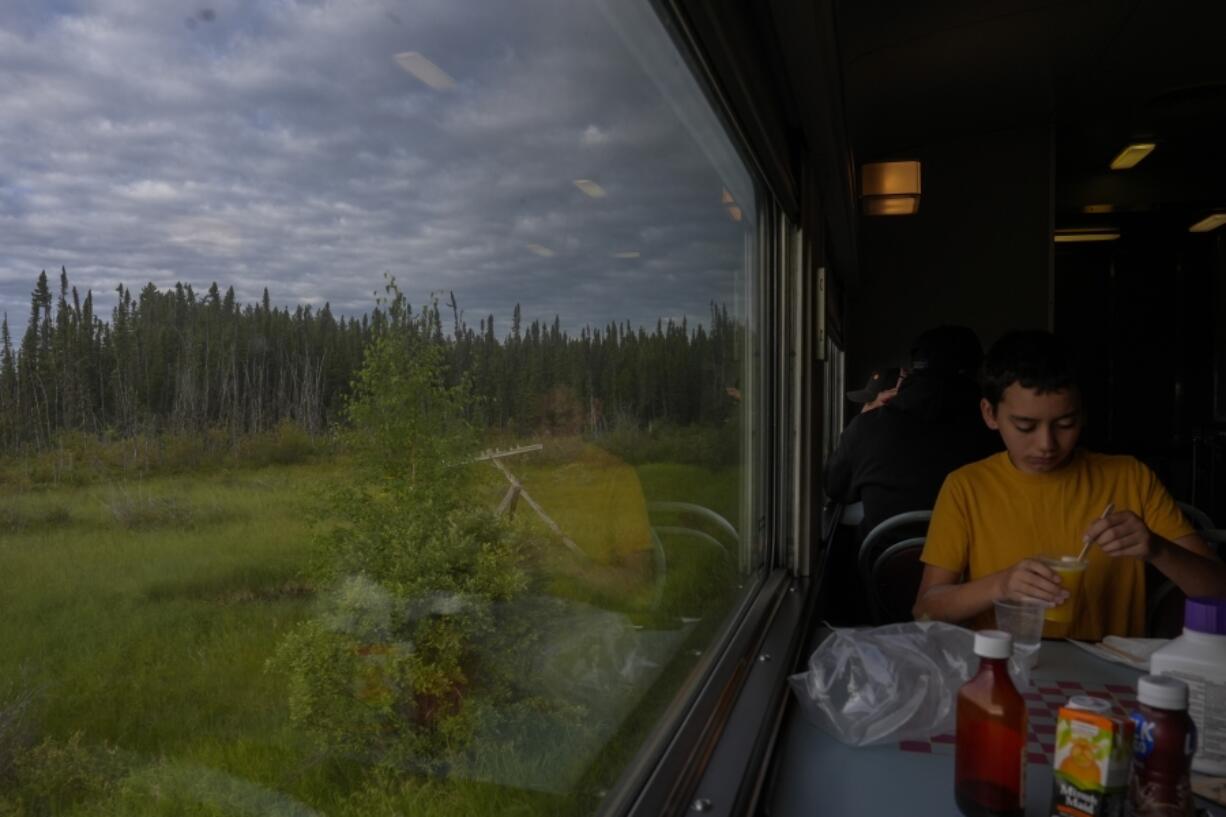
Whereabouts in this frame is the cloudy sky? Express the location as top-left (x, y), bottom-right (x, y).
top-left (0, 0), bottom-right (755, 339)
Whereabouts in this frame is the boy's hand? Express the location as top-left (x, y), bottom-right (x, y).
top-left (1083, 510), bottom-right (1163, 561)
top-left (996, 558), bottom-right (1069, 606)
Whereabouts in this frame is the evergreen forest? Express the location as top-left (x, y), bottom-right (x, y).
top-left (0, 269), bottom-right (742, 452)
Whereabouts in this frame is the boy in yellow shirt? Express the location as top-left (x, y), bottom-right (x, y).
top-left (914, 330), bottom-right (1226, 640)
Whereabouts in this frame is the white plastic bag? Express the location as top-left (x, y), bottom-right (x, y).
top-left (788, 621), bottom-right (977, 746)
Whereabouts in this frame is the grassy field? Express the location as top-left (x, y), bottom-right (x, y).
top-left (0, 440), bottom-right (742, 816)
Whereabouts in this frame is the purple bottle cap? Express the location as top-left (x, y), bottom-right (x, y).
top-left (1184, 597), bottom-right (1226, 635)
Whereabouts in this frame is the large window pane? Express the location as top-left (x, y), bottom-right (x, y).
top-left (0, 1), bottom-right (761, 814)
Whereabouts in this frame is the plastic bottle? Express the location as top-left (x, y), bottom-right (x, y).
top-left (955, 630), bottom-right (1027, 817)
top-left (1148, 596), bottom-right (1226, 776)
top-left (1128, 675), bottom-right (1196, 817)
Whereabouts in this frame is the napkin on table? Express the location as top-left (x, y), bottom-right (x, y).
top-left (1066, 636), bottom-right (1168, 671)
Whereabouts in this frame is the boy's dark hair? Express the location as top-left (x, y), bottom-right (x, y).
top-left (982, 330), bottom-right (1078, 407)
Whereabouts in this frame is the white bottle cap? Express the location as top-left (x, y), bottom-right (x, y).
top-left (974, 630), bottom-right (1013, 659)
top-left (1137, 675), bottom-right (1188, 711)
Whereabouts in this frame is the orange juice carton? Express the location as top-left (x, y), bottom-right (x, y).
top-left (1049, 696), bottom-right (1134, 817)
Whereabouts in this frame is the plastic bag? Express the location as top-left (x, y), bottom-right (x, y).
top-left (788, 621), bottom-right (977, 746)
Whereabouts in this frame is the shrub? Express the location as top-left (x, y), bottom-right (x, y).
top-left (0, 422), bottom-right (321, 488)
top-left (4, 733), bottom-right (125, 816)
top-left (271, 283), bottom-right (540, 773)
top-left (236, 421), bottom-right (316, 467)
top-left (159, 432), bottom-right (214, 472)
top-left (0, 674), bottom-right (39, 784)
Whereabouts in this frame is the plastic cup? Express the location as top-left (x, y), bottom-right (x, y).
top-left (1041, 556), bottom-right (1088, 624)
top-left (993, 599), bottom-right (1046, 668)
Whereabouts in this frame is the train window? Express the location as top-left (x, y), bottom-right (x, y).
top-left (0, 2), bottom-right (770, 815)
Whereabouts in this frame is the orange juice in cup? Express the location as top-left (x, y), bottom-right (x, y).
top-left (1042, 556), bottom-right (1087, 623)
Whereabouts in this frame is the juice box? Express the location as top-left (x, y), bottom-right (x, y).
top-left (1049, 696), bottom-right (1134, 817)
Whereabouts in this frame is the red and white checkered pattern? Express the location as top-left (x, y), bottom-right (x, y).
top-left (898, 680), bottom-right (1137, 766)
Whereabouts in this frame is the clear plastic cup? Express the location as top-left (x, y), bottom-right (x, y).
top-left (993, 599), bottom-right (1046, 668)
top-left (1040, 556), bottom-right (1088, 624)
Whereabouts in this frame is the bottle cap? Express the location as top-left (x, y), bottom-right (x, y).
top-left (974, 630), bottom-right (1012, 659)
top-left (1184, 596), bottom-right (1226, 635)
top-left (1137, 675), bottom-right (1188, 711)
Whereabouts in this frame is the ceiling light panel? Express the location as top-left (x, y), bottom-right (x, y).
top-left (863, 197), bottom-right (919, 216)
top-left (1109, 143), bottom-right (1155, 170)
top-left (1053, 230), bottom-right (1120, 243)
top-left (1189, 213), bottom-right (1226, 233)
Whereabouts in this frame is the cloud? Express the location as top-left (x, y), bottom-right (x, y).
top-left (0, 0), bottom-right (753, 338)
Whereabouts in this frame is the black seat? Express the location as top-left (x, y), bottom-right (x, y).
top-left (868, 537), bottom-right (928, 624)
top-left (857, 511), bottom-right (932, 624)
top-left (1176, 500), bottom-right (1214, 533)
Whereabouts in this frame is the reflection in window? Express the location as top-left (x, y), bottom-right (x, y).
top-left (0, 1), bottom-right (760, 814)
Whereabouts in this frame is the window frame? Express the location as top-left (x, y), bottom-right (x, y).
top-left (597, 2), bottom-right (828, 815)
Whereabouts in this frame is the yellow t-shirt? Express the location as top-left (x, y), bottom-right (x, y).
top-left (921, 450), bottom-right (1194, 640)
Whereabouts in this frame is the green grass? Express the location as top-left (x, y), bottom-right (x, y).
top-left (0, 442), bottom-right (745, 816)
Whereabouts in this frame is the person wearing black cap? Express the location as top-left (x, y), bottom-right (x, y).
top-left (848, 366), bottom-right (902, 414)
top-left (824, 325), bottom-right (1002, 540)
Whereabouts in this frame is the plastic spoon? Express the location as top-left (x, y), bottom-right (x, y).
top-left (1076, 502), bottom-right (1115, 562)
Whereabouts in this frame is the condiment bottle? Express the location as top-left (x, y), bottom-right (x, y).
top-left (955, 630), bottom-right (1026, 817)
top-left (1149, 596), bottom-right (1226, 776)
top-left (1128, 674), bottom-right (1196, 817)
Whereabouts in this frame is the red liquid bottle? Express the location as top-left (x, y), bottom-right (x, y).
top-left (955, 630), bottom-right (1027, 817)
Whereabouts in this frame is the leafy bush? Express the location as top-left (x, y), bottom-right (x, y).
top-left (272, 283), bottom-right (539, 772)
top-left (0, 423), bottom-right (321, 488)
top-left (0, 674), bottom-right (39, 784)
top-left (0, 733), bottom-right (125, 817)
top-left (236, 421), bottom-right (317, 467)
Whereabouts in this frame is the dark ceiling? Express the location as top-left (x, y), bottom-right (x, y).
top-left (833, 0), bottom-right (1226, 224)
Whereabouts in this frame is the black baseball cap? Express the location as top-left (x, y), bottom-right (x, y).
top-left (848, 367), bottom-right (901, 403)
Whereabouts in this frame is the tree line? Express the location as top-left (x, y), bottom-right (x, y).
top-left (0, 269), bottom-right (742, 452)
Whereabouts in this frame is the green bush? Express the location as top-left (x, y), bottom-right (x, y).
top-left (271, 284), bottom-right (540, 773)
top-left (236, 421), bottom-right (317, 467)
top-left (0, 423), bottom-right (323, 488)
top-left (0, 675), bottom-right (38, 785)
top-left (0, 733), bottom-right (125, 817)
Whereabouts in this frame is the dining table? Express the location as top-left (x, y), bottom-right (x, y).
top-left (769, 636), bottom-right (1225, 816)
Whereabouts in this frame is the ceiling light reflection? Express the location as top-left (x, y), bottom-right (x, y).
top-left (573, 179), bottom-right (607, 198)
top-left (393, 52), bottom-right (456, 90)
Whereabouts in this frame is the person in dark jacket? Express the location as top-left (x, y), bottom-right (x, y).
top-left (824, 325), bottom-right (1001, 540)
